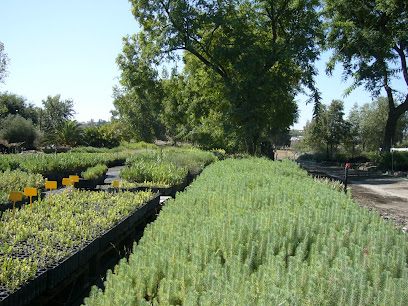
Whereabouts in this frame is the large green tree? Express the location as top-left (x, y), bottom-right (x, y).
top-left (113, 36), bottom-right (165, 143)
top-left (41, 95), bottom-right (75, 144)
top-left (303, 100), bottom-right (348, 158)
top-left (123, 0), bottom-right (322, 154)
top-left (348, 97), bottom-right (408, 151)
top-left (0, 92), bottom-right (39, 124)
top-left (323, 0), bottom-right (408, 151)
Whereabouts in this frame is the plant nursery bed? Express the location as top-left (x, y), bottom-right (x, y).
top-left (0, 191), bottom-right (46, 216)
top-left (76, 173), bottom-right (107, 190)
top-left (43, 169), bottom-right (88, 187)
top-left (0, 194), bottom-right (160, 306)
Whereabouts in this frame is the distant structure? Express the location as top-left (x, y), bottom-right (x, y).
top-left (290, 135), bottom-right (303, 146)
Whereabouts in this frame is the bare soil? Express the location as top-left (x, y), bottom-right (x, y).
top-left (349, 184), bottom-right (408, 232)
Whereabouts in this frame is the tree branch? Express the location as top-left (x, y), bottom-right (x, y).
top-left (393, 44), bottom-right (408, 87)
top-left (383, 74), bottom-right (395, 111)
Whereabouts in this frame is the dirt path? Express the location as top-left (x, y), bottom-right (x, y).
top-left (297, 161), bottom-right (408, 232)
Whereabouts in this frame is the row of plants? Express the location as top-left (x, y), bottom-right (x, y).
top-left (0, 152), bottom-right (130, 174)
top-left (84, 158), bottom-right (408, 305)
top-left (69, 141), bottom-right (159, 154)
top-left (120, 148), bottom-right (218, 187)
top-left (81, 164), bottom-right (108, 180)
top-left (0, 170), bottom-right (44, 205)
top-left (0, 189), bottom-right (155, 294)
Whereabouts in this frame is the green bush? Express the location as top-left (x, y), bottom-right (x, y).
top-left (377, 152), bottom-right (408, 171)
top-left (0, 170), bottom-right (44, 204)
top-left (1, 114), bottom-right (40, 150)
top-left (81, 164), bottom-right (108, 180)
top-left (120, 160), bottom-right (187, 186)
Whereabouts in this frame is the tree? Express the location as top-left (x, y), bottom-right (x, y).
top-left (323, 0), bottom-right (408, 151)
top-left (83, 121), bottom-right (123, 148)
top-left (345, 103), bottom-right (362, 156)
top-left (349, 97), bottom-right (408, 151)
top-left (0, 92), bottom-right (39, 124)
top-left (56, 120), bottom-right (83, 147)
top-left (0, 114), bottom-right (39, 149)
top-left (113, 36), bottom-right (165, 142)
top-left (0, 41), bottom-right (9, 84)
top-left (124, 0), bottom-right (322, 154)
top-left (302, 100), bottom-right (348, 158)
top-left (41, 95), bottom-right (75, 143)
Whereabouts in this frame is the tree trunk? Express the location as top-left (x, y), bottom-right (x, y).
top-left (382, 109), bottom-right (400, 152)
top-left (326, 143), bottom-right (329, 160)
top-left (382, 81), bottom-right (408, 152)
top-left (245, 137), bottom-right (256, 155)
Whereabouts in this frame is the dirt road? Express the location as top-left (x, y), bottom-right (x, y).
top-left (297, 161), bottom-right (408, 232)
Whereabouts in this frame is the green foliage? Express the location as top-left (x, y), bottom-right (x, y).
top-left (120, 160), bottom-right (187, 186)
top-left (113, 36), bottom-right (166, 142)
top-left (114, 0), bottom-right (323, 153)
top-left (119, 141), bottom-right (159, 151)
top-left (0, 169), bottom-right (44, 204)
top-left (302, 100), bottom-right (348, 158)
top-left (0, 114), bottom-right (40, 149)
top-left (70, 146), bottom-right (111, 153)
top-left (323, 0), bottom-right (408, 151)
top-left (56, 120), bottom-right (83, 147)
top-left (0, 152), bottom-right (127, 174)
top-left (81, 164), bottom-right (108, 180)
top-left (41, 95), bottom-right (75, 144)
top-left (350, 97), bottom-right (408, 151)
top-left (300, 97), bottom-right (408, 164)
top-left (0, 190), bottom-right (154, 292)
top-left (377, 152), bottom-right (408, 171)
top-left (120, 148), bottom-right (217, 186)
top-left (0, 92), bottom-right (39, 124)
top-left (84, 158), bottom-right (408, 305)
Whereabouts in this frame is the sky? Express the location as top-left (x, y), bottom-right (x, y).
top-left (0, 0), bottom-right (406, 129)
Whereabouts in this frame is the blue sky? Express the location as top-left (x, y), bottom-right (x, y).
top-left (0, 0), bottom-right (406, 129)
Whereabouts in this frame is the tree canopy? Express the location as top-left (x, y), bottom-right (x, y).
top-left (0, 92), bottom-right (39, 124)
top-left (115, 0), bottom-right (323, 154)
top-left (41, 95), bottom-right (75, 145)
top-left (323, 0), bottom-right (408, 151)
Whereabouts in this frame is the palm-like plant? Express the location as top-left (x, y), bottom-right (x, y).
top-left (56, 120), bottom-right (83, 147)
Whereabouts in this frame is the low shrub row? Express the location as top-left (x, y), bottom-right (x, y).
top-left (81, 164), bottom-right (108, 180)
top-left (120, 148), bottom-right (217, 187)
top-left (0, 152), bottom-right (129, 174)
top-left (84, 158), bottom-right (408, 305)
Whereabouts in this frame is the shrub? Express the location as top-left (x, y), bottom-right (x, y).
top-left (1, 114), bottom-right (40, 149)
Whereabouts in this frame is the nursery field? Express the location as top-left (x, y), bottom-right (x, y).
top-left (0, 146), bottom-right (219, 305)
top-left (84, 158), bottom-right (408, 305)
